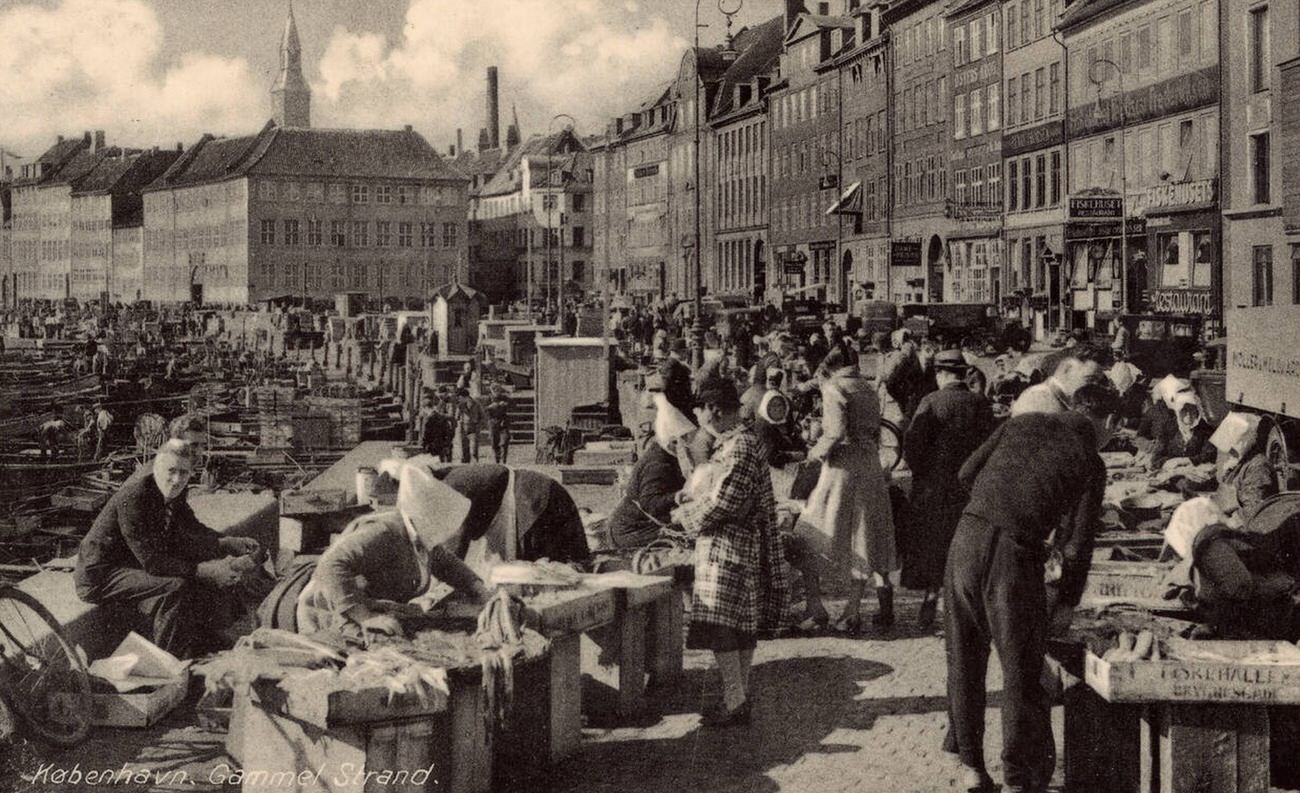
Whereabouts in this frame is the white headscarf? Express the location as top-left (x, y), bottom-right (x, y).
top-left (652, 391), bottom-right (696, 449)
top-left (1152, 375), bottom-right (1192, 409)
top-left (1209, 411), bottom-right (1261, 460)
top-left (1172, 391), bottom-right (1203, 441)
top-left (1163, 496), bottom-right (1226, 560)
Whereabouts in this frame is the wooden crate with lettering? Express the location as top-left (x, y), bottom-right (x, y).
top-left (1086, 643), bottom-right (1300, 705)
top-left (1079, 561), bottom-right (1188, 611)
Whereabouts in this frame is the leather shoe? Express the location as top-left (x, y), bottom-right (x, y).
top-left (701, 699), bottom-right (751, 728)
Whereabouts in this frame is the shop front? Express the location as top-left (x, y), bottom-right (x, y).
top-left (1135, 180), bottom-right (1219, 335)
top-left (1065, 193), bottom-right (1145, 334)
top-left (1002, 223), bottom-right (1066, 341)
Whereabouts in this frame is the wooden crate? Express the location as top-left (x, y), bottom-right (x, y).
top-left (280, 487), bottom-right (353, 516)
top-left (1086, 643), bottom-right (1300, 705)
top-left (1079, 561), bottom-right (1187, 611)
top-left (88, 674), bottom-right (189, 728)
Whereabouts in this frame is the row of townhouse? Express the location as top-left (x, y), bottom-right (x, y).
top-left (590, 0), bottom-right (1298, 342)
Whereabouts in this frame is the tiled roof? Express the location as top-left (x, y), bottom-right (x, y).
top-left (149, 122), bottom-right (466, 190)
top-left (479, 131), bottom-right (585, 198)
top-left (710, 15), bottom-right (785, 119)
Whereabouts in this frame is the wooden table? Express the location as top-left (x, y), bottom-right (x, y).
top-left (1062, 641), bottom-right (1300, 793)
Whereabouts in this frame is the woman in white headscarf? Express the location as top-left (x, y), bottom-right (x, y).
top-left (1210, 412), bottom-right (1279, 526)
top-left (1150, 390), bottom-right (1214, 469)
top-left (600, 385), bottom-right (694, 550)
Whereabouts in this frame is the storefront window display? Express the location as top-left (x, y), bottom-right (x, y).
top-left (1156, 230), bottom-right (1213, 289)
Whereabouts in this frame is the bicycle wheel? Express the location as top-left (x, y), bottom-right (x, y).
top-left (878, 419), bottom-right (903, 475)
top-left (0, 587), bottom-right (92, 747)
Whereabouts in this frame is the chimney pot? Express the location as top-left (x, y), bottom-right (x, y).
top-left (177, 142), bottom-right (183, 152)
top-left (404, 124), bottom-right (413, 132)
top-left (94, 130), bottom-right (106, 152)
top-left (57, 135), bottom-right (65, 143)
top-left (83, 131), bottom-right (92, 145)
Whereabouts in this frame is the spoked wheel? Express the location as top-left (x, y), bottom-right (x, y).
top-left (0, 587), bottom-right (92, 747)
top-left (878, 419), bottom-right (903, 475)
top-left (1262, 418), bottom-right (1292, 492)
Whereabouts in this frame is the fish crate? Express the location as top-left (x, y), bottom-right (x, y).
top-left (1079, 561), bottom-right (1188, 611)
top-left (1086, 641), bottom-right (1300, 705)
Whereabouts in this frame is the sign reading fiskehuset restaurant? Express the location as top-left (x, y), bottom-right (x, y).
top-left (1068, 196), bottom-right (1124, 219)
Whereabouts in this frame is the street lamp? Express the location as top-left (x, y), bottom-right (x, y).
top-left (1089, 57), bottom-right (1128, 322)
top-left (820, 148), bottom-right (843, 305)
top-left (547, 113), bottom-right (576, 325)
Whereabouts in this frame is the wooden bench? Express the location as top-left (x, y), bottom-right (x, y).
top-left (1061, 641), bottom-right (1298, 793)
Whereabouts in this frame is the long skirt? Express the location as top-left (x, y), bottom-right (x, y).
top-left (795, 445), bottom-right (897, 581)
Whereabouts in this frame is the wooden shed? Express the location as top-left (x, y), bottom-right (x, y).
top-left (533, 338), bottom-right (615, 454)
top-left (430, 283), bottom-right (488, 356)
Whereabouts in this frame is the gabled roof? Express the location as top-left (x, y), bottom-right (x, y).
top-left (73, 149), bottom-right (181, 196)
top-left (44, 147), bottom-right (111, 187)
top-left (784, 12), bottom-right (854, 46)
top-left (710, 15), bottom-right (785, 121)
top-left (148, 122), bottom-right (466, 191)
top-left (434, 282), bottom-right (487, 303)
top-left (478, 130), bottom-right (587, 198)
top-left (14, 136), bottom-right (91, 186)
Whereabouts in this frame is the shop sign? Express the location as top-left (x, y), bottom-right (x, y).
top-left (1069, 196), bottom-right (1123, 219)
top-left (1001, 296), bottom-right (1022, 310)
top-left (1065, 217), bottom-right (1147, 240)
top-left (1067, 66), bottom-right (1219, 137)
top-left (1029, 294), bottom-right (1050, 311)
top-left (1150, 288), bottom-right (1214, 314)
top-left (783, 262), bottom-right (806, 274)
top-left (809, 240), bottom-right (837, 251)
top-left (1132, 179), bottom-right (1217, 216)
top-left (632, 164), bottom-right (660, 179)
top-left (891, 240), bottom-right (922, 267)
top-left (1004, 121), bottom-right (1064, 158)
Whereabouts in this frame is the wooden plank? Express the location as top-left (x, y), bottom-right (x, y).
top-left (448, 673), bottom-right (492, 793)
top-left (584, 571), bottom-right (673, 608)
top-left (549, 633), bottom-right (583, 763)
top-left (1158, 704), bottom-right (1269, 793)
top-left (1063, 683), bottom-right (1144, 793)
top-left (1079, 561), bottom-right (1187, 611)
top-left (527, 585), bottom-right (617, 636)
top-left (581, 597), bottom-right (649, 720)
top-left (648, 589), bottom-right (684, 686)
top-left (1086, 645), bottom-right (1300, 704)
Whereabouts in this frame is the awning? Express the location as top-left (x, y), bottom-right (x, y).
top-left (825, 181), bottom-right (863, 215)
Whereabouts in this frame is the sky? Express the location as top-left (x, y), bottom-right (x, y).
top-left (0, 0), bottom-right (788, 159)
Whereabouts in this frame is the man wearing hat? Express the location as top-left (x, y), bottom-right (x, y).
top-left (296, 464), bottom-right (497, 636)
top-left (901, 350), bottom-right (996, 628)
top-left (484, 383), bottom-right (513, 464)
top-left (1009, 351), bottom-right (1107, 417)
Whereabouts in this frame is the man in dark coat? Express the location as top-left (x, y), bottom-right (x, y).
top-left (944, 385), bottom-right (1118, 793)
top-left (75, 440), bottom-right (259, 658)
top-left (901, 350), bottom-right (995, 627)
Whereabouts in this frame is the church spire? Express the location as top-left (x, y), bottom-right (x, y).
top-left (271, 0), bottom-right (311, 128)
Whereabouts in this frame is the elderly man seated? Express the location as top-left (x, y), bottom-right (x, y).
top-left (75, 440), bottom-right (260, 659)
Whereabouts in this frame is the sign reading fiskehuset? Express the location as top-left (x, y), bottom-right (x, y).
top-left (1069, 196), bottom-right (1123, 219)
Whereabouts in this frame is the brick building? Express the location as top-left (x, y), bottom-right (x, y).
top-left (885, 0), bottom-right (953, 304)
top-left (1001, 0), bottom-right (1068, 339)
top-left (770, 6), bottom-right (855, 302)
top-left (142, 123), bottom-right (468, 305)
top-left (946, 0), bottom-right (1004, 306)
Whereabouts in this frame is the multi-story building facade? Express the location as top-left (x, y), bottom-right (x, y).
top-left (885, 0), bottom-right (952, 304)
top-left (1225, 1), bottom-right (1295, 313)
top-left (68, 148), bottom-right (179, 302)
top-left (1000, 0), bottom-right (1068, 339)
top-left (832, 4), bottom-right (892, 306)
top-left (946, 0), bottom-right (1004, 305)
top-left (142, 124), bottom-right (468, 305)
top-left (710, 16), bottom-right (783, 302)
top-left (1061, 0), bottom-right (1221, 333)
top-left (771, 9), bottom-right (855, 302)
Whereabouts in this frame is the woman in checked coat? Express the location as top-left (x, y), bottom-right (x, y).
top-left (675, 377), bottom-right (790, 728)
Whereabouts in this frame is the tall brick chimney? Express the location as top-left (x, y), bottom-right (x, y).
top-left (486, 67), bottom-right (501, 150)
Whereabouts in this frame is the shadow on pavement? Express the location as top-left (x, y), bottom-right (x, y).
top-left (545, 655), bottom-right (908, 793)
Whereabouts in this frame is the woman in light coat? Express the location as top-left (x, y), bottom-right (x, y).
top-left (794, 346), bottom-right (899, 632)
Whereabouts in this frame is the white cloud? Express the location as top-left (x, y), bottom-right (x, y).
top-left (313, 0), bottom-right (688, 147)
top-left (0, 0), bottom-right (263, 155)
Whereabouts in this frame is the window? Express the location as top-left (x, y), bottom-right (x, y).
top-left (259, 219), bottom-right (275, 245)
top-left (1049, 62), bottom-right (1061, 115)
top-left (1007, 4), bottom-right (1019, 48)
top-left (376, 221), bottom-right (392, 247)
top-left (1021, 0), bottom-right (1031, 42)
top-left (1008, 160), bottom-right (1019, 210)
top-left (1050, 150), bottom-right (1062, 205)
top-left (972, 166), bottom-right (985, 205)
top-left (987, 11), bottom-right (1000, 53)
top-left (987, 82), bottom-right (1001, 130)
top-left (351, 184), bottom-right (369, 204)
top-left (351, 220), bottom-right (368, 247)
top-left (954, 25), bottom-right (967, 65)
top-left (972, 18), bottom-right (984, 60)
top-left (1033, 0), bottom-right (1045, 38)
top-left (955, 93), bottom-right (968, 139)
top-left (1120, 32), bottom-right (1133, 73)
top-left (937, 77), bottom-right (947, 121)
top-left (1034, 67), bottom-right (1046, 119)
top-left (283, 218), bottom-right (300, 246)
top-left (1020, 73), bottom-right (1031, 124)
top-left (956, 169), bottom-right (968, 205)
top-left (1022, 156), bottom-right (1033, 207)
top-left (1251, 132), bottom-right (1271, 203)
top-left (331, 221), bottom-right (346, 247)
top-left (398, 222), bottom-right (413, 248)
top-left (573, 226), bottom-right (585, 247)
top-left (259, 181), bottom-right (276, 201)
top-left (1252, 245), bottom-right (1274, 306)
top-left (1177, 9), bottom-right (1194, 60)
top-left (1007, 76), bottom-right (1019, 125)
top-left (306, 219), bottom-right (322, 246)
top-left (1250, 6), bottom-right (1270, 92)
top-left (396, 185), bottom-right (411, 205)
top-left (1137, 25), bottom-right (1153, 72)
top-left (988, 163), bottom-right (1001, 206)
top-left (971, 88), bottom-right (985, 135)
top-left (573, 194), bottom-right (586, 212)
top-left (442, 222), bottom-right (457, 248)
top-left (375, 185), bottom-right (392, 204)
top-left (421, 222), bottom-right (436, 247)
